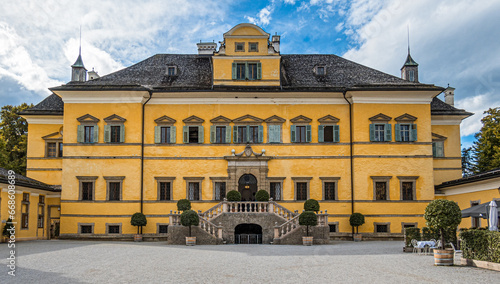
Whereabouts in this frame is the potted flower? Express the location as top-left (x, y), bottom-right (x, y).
top-left (299, 211), bottom-right (317, 245)
top-left (349, 212), bottom-right (365, 242)
top-left (130, 212), bottom-right (147, 242)
top-left (181, 210), bottom-right (199, 246)
top-left (226, 190), bottom-right (241, 212)
top-left (177, 199), bottom-right (191, 212)
top-left (304, 199), bottom-right (320, 212)
top-left (255, 190), bottom-right (270, 211)
top-left (424, 199), bottom-right (462, 266)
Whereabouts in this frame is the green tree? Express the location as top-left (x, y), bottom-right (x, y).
top-left (424, 199), bottom-right (461, 249)
top-left (299, 211), bottom-right (317, 237)
top-left (461, 147), bottom-right (475, 177)
top-left (472, 107), bottom-right (500, 173)
top-left (0, 103), bottom-right (33, 175)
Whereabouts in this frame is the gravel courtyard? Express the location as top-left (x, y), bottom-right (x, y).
top-left (0, 240), bottom-right (497, 283)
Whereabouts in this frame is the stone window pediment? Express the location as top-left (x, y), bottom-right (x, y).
top-left (42, 131), bottom-right (63, 140)
top-left (290, 115), bottom-right (312, 124)
top-left (369, 113), bottom-right (392, 123)
top-left (264, 115), bottom-right (286, 124)
top-left (154, 115), bottom-right (176, 126)
top-left (395, 113), bottom-right (417, 122)
top-left (432, 132), bottom-right (447, 141)
top-left (182, 115), bottom-right (205, 125)
top-left (210, 115), bottom-right (232, 124)
top-left (77, 114), bottom-right (100, 124)
top-left (104, 114), bottom-right (127, 124)
top-left (232, 114), bottom-right (264, 124)
top-left (318, 115), bottom-right (340, 124)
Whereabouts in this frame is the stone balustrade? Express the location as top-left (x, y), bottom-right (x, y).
top-left (200, 199), bottom-right (299, 221)
top-left (274, 211), bottom-right (329, 239)
top-left (168, 211), bottom-right (222, 239)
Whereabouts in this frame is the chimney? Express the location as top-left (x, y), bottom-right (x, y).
top-left (444, 86), bottom-right (455, 106)
top-left (196, 41), bottom-right (217, 56)
top-left (88, 68), bottom-right (100, 80)
top-left (272, 34), bottom-right (280, 53)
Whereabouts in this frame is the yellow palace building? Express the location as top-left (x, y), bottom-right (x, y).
top-left (8, 23), bottom-right (479, 243)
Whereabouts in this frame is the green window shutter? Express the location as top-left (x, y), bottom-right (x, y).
top-left (369, 124), bottom-right (375, 141)
top-left (210, 125), bottom-right (216, 143)
top-left (334, 125), bottom-right (340, 143)
top-left (258, 125), bottom-right (264, 143)
top-left (245, 63), bottom-right (249, 80)
top-left (437, 141), bottom-right (444, 157)
top-left (291, 125), bottom-right (296, 143)
top-left (93, 125), bottom-right (99, 143)
top-left (104, 125), bottom-right (111, 143)
top-left (198, 126), bottom-right (204, 143)
top-left (232, 63), bottom-right (237, 80)
top-left (432, 142), bottom-right (437, 157)
top-left (77, 125), bottom-right (84, 143)
top-left (385, 124), bottom-right (392, 142)
top-left (119, 124), bottom-right (125, 143)
top-left (183, 126), bottom-right (189, 143)
top-left (225, 126), bottom-right (232, 143)
top-left (411, 124), bottom-right (418, 141)
top-left (306, 125), bottom-right (312, 142)
top-left (154, 126), bottom-right (161, 144)
top-left (395, 124), bottom-right (401, 142)
top-left (269, 125), bottom-right (280, 143)
top-left (257, 62), bottom-right (262, 79)
top-left (170, 126), bottom-right (176, 143)
top-left (233, 126), bottom-right (238, 143)
top-left (318, 125), bottom-right (324, 143)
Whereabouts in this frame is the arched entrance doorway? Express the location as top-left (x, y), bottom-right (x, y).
top-left (238, 174), bottom-right (258, 201)
top-left (234, 224), bottom-right (263, 244)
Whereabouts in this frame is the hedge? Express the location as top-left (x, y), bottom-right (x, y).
top-left (460, 229), bottom-right (500, 263)
top-left (404, 227), bottom-right (458, 247)
top-left (404, 227), bottom-right (421, 247)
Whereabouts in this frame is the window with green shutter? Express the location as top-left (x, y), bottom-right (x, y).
top-left (183, 126), bottom-right (203, 144)
top-left (319, 125), bottom-right (340, 143)
top-left (211, 126), bottom-right (229, 144)
top-left (232, 62), bottom-right (262, 80)
top-left (432, 141), bottom-right (444, 157)
top-left (268, 125), bottom-right (281, 143)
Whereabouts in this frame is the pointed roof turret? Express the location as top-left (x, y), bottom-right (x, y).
top-left (402, 52), bottom-right (418, 68)
top-left (72, 53), bottom-right (86, 69)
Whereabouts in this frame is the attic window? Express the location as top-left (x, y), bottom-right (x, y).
top-left (315, 66), bottom-right (326, 76)
top-left (167, 66), bottom-right (177, 76)
top-left (235, 42), bottom-right (245, 52)
top-left (249, 42), bottom-right (258, 52)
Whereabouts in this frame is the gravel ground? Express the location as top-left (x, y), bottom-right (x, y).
top-left (0, 240), bottom-right (498, 283)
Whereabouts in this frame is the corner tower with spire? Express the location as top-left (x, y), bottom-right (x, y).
top-left (401, 27), bottom-right (418, 83)
top-left (71, 28), bottom-right (87, 82)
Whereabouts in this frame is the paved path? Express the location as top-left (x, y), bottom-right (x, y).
top-left (0, 240), bottom-right (497, 283)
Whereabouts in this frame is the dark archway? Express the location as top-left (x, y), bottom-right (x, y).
top-left (234, 223), bottom-right (263, 244)
top-left (238, 174), bottom-right (258, 201)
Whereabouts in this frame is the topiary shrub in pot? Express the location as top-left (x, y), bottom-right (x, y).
top-left (226, 190), bottom-right (242, 212)
top-left (255, 190), bottom-right (270, 211)
top-left (304, 199), bottom-right (320, 212)
top-left (177, 199), bottom-right (191, 212)
top-left (181, 210), bottom-right (200, 246)
top-left (349, 212), bottom-right (365, 242)
top-left (424, 199), bottom-right (462, 266)
top-left (131, 212), bottom-right (147, 242)
top-left (299, 211), bottom-right (318, 245)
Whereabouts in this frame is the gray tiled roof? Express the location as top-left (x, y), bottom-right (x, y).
top-left (430, 97), bottom-right (473, 116)
top-left (19, 93), bottom-right (63, 116)
top-left (0, 167), bottom-right (60, 192)
top-left (436, 167), bottom-right (500, 189)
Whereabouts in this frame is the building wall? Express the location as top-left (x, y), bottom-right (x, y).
top-left (431, 124), bottom-right (462, 184)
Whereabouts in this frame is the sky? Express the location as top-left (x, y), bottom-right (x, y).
top-left (1, 0), bottom-right (499, 148)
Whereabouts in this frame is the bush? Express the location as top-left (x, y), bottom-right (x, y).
top-left (304, 199), bottom-right (320, 212)
top-left (422, 227), bottom-right (439, 241)
top-left (460, 229), bottom-right (500, 263)
top-left (255, 190), bottom-right (270, 201)
top-left (130, 212), bottom-right (147, 234)
top-left (2, 218), bottom-right (14, 237)
top-left (299, 211), bottom-right (318, 236)
top-left (404, 227), bottom-right (421, 247)
top-left (349, 213), bottom-right (365, 234)
top-left (226, 190), bottom-right (241, 201)
top-left (180, 210), bottom-right (200, 237)
top-left (177, 199), bottom-right (191, 211)
top-left (424, 199), bottom-right (461, 248)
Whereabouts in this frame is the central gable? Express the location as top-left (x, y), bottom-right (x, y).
top-left (223, 23), bottom-right (270, 38)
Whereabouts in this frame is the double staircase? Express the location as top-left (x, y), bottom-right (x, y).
top-left (168, 199), bottom-right (329, 244)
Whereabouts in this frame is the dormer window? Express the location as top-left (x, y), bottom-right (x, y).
top-left (315, 66), bottom-right (326, 76)
top-left (235, 42), bottom-right (245, 52)
top-left (232, 62), bottom-right (262, 80)
top-left (167, 66), bottom-right (177, 76)
top-left (249, 42), bottom-right (258, 52)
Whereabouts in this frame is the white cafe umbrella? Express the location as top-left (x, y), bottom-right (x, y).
top-left (489, 201), bottom-right (498, 231)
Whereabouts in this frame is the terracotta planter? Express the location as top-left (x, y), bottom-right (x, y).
top-left (134, 234), bottom-right (143, 242)
top-left (302, 236), bottom-right (313, 246)
top-left (353, 234), bottom-right (362, 242)
top-left (186, 236), bottom-right (196, 246)
top-left (434, 249), bottom-right (454, 266)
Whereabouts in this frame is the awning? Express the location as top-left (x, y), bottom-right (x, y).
top-left (462, 200), bottom-right (500, 219)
